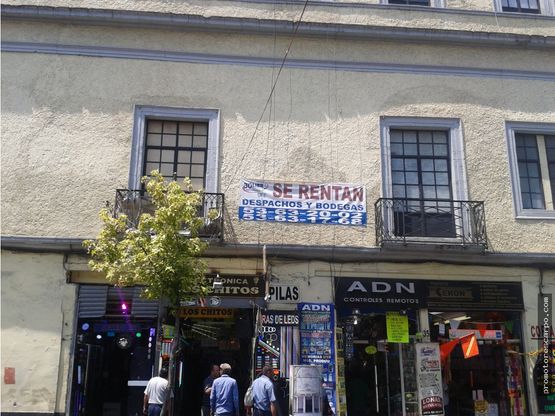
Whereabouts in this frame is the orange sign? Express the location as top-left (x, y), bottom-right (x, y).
top-left (179, 307), bottom-right (234, 319)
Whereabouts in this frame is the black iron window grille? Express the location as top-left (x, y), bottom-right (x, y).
top-left (375, 198), bottom-right (487, 248)
top-left (144, 119), bottom-right (208, 190)
top-left (501, 0), bottom-right (540, 13)
top-left (114, 189), bottom-right (224, 241)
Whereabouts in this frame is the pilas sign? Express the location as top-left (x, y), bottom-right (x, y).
top-left (268, 284), bottom-right (300, 303)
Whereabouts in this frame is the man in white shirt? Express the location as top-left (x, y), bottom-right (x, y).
top-left (143, 368), bottom-right (170, 416)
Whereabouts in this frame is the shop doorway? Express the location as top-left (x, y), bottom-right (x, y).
top-left (71, 318), bottom-right (157, 416)
top-left (173, 309), bottom-right (254, 414)
top-left (339, 310), bottom-right (418, 416)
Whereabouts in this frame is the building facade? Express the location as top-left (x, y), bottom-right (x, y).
top-left (1, 0), bottom-right (555, 415)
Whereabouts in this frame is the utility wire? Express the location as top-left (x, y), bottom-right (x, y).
top-left (224, 0), bottom-right (310, 194)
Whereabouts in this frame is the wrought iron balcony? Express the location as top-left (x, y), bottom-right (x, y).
top-left (114, 189), bottom-right (224, 241)
top-left (375, 198), bottom-right (487, 249)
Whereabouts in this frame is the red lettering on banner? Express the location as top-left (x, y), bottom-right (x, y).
top-left (333, 185), bottom-right (342, 199)
top-left (283, 184), bottom-right (293, 198)
top-left (299, 185), bottom-right (309, 199)
top-left (351, 187), bottom-right (364, 202)
top-left (273, 184), bottom-right (283, 197)
top-left (310, 185), bottom-right (319, 199)
top-left (320, 185), bottom-right (330, 200)
top-left (341, 187), bottom-right (352, 201)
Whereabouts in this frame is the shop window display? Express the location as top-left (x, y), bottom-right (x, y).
top-left (429, 311), bottom-right (528, 416)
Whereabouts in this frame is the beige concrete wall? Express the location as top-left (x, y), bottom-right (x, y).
top-left (2, 20), bottom-right (555, 252)
top-left (1, 251), bottom-right (77, 414)
top-left (2, 0), bottom-right (554, 36)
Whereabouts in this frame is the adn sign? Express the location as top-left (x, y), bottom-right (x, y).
top-left (239, 179), bottom-right (367, 226)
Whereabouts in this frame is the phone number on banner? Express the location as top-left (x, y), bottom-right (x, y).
top-left (239, 207), bottom-right (367, 226)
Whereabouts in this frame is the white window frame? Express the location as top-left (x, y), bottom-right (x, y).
top-left (129, 106), bottom-right (220, 193)
top-left (493, 0), bottom-right (554, 16)
top-left (380, 0), bottom-right (446, 7)
top-left (505, 121), bottom-right (555, 219)
top-left (380, 116), bottom-right (469, 243)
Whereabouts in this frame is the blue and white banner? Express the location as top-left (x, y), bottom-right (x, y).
top-left (239, 179), bottom-right (367, 226)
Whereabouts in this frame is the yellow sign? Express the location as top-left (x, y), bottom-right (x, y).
top-left (365, 345), bottom-right (378, 355)
top-left (386, 312), bottom-right (409, 343)
top-left (179, 307), bottom-right (234, 319)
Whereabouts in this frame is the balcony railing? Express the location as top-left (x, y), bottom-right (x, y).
top-left (375, 198), bottom-right (487, 249)
top-left (114, 189), bottom-right (225, 241)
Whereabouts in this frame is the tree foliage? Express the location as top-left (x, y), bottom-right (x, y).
top-left (84, 172), bottom-right (209, 308)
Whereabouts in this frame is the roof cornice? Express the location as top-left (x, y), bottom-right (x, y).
top-left (2, 5), bottom-right (554, 50)
top-left (2, 236), bottom-right (555, 269)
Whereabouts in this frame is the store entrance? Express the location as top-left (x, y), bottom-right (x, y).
top-left (339, 310), bottom-right (418, 416)
top-left (174, 309), bottom-right (254, 414)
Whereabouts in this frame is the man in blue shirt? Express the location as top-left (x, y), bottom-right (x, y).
top-left (251, 366), bottom-right (277, 416)
top-left (210, 363), bottom-right (239, 416)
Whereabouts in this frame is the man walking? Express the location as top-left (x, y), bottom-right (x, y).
top-left (210, 363), bottom-right (240, 416)
top-left (251, 366), bottom-right (277, 416)
top-left (202, 364), bottom-right (220, 416)
top-left (143, 367), bottom-right (170, 416)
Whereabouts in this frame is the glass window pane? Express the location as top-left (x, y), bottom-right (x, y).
top-left (179, 122), bottom-right (193, 135)
top-left (403, 131), bottom-right (417, 143)
top-left (522, 193), bottom-right (532, 209)
top-left (420, 144), bottom-right (433, 156)
top-left (177, 164), bottom-right (189, 177)
top-left (194, 123), bottom-right (208, 135)
top-left (405, 159), bottom-right (417, 171)
top-left (518, 162), bottom-right (528, 176)
top-left (146, 149), bottom-right (161, 162)
top-left (436, 173), bottom-right (449, 185)
top-left (404, 144), bottom-right (417, 155)
top-left (194, 136), bottom-right (208, 148)
top-left (422, 160), bottom-right (434, 171)
top-left (516, 146), bottom-right (526, 159)
top-left (162, 134), bottom-right (176, 147)
top-left (393, 185), bottom-right (406, 198)
top-left (419, 131), bottom-right (433, 143)
top-left (179, 136), bottom-right (193, 147)
top-left (529, 178), bottom-right (542, 193)
top-left (178, 151), bottom-right (191, 163)
top-left (161, 150), bottom-right (174, 163)
top-left (423, 186), bottom-right (436, 199)
top-left (422, 173), bottom-right (435, 185)
top-left (531, 194), bottom-right (545, 209)
top-left (392, 158), bottom-right (404, 171)
top-left (163, 122), bottom-right (177, 134)
top-left (393, 172), bottom-right (405, 184)
top-left (391, 130), bottom-right (403, 143)
top-left (148, 120), bottom-right (162, 133)
top-left (160, 163), bottom-right (174, 176)
top-left (526, 145), bottom-right (539, 160)
top-left (527, 163), bottom-right (539, 178)
top-left (433, 131), bottom-right (448, 144)
top-left (520, 179), bottom-right (530, 193)
top-left (145, 162), bottom-right (159, 174)
top-left (147, 133), bottom-right (162, 146)
top-left (407, 186), bottom-right (420, 199)
top-left (437, 186), bottom-right (451, 199)
top-left (406, 172), bottom-right (419, 185)
top-left (191, 178), bottom-right (204, 190)
top-left (434, 144), bottom-right (448, 156)
top-left (435, 160), bottom-right (448, 172)
top-left (191, 165), bottom-right (205, 178)
top-left (391, 143), bottom-right (403, 156)
top-left (192, 151), bottom-right (205, 164)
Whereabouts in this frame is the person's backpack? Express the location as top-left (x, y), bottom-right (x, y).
top-left (244, 383), bottom-right (254, 407)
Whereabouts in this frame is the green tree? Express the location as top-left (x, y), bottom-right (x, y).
top-left (84, 171), bottom-right (211, 400)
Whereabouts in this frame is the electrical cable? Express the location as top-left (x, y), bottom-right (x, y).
top-left (223, 0), bottom-right (311, 195)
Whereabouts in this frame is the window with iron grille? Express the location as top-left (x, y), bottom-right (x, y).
top-left (380, 117), bottom-right (468, 240)
top-left (390, 129), bottom-right (454, 237)
top-left (501, 0), bottom-right (540, 13)
top-left (129, 106), bottom-right (219, 193)
top-left (144, 119), bottom-right (208, 190)
top-left (507, 123), bottom-right (555, 218)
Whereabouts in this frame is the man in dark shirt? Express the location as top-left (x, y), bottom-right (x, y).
top-left (202, 364), bottom-right (220, 416)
